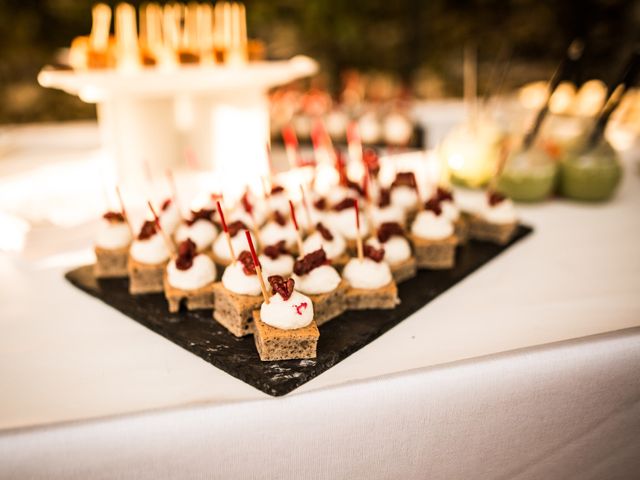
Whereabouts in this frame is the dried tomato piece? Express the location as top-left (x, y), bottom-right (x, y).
top-left (241, 191), bottom-right (253, 214)
top-left (270, 185), bottom-right (285, 195)
top-left (161, 198), bottom-right (172, 211)
top-left (378, 188), bottom-right (391, 207)
top-left (263, 241), bottom-right (289, 260)
top-left (237, 250), bottom-right (257, 275)
top-left (424, 197), bottom-right (442, 216)
top-left (313, 197), bottom-right (327, 210)
top-left (138, 220), bottom-right (158, 240)
top-left (316, 222), bottom-right (333, 241)
top-left (436, 187), bottom-right (454, 203)
top-left (268, 275), bottom-right (295, 301)
top-left (333, 197), bottom-right (356, 211)
top-left (377, 222), bottom-right (405, 243)
top-left (488, 190), bottom-right (506, 206)
top-left (186, 208), bottom-right (215, 226)
top-left (227, 220), bottom-right (247, 237)
top-left (273, 210), bottom-right (287, 226)
top-left (363, 148), bottom-right (380, 176)
top-left (103, 211), bottom-right (125, 223)
top-left (175, 238), bottom-right (197, 270)
top-left (391, 172), bottom-right (417, 190)
top-left (293, 248), bottom-right (328, 276)
top-left (364, 244), bottom-right (385, 262)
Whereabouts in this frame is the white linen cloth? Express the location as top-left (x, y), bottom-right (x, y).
top-left (1, 121), bottom-right (639, 479)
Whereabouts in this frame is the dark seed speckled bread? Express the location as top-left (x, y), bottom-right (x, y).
top-left (128, 256), bottom-right (167, 294)
top-left (163, 274), bottom-right (215, 313)
top-left (94, 245), bottom-right (129, 278)
top-left (345, 281), bottom-right (399, 310)
top-left (467, 214), bottom-right (517, 245)
top-left (212, 282), bottom-right (262, 337)
top-left (409, 234), bottom-right (457, 269)
top-left (253, 311), bottom-right (319, 361)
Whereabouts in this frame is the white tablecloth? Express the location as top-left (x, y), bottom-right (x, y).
top-left (1, 122), bottom-right (639, 479)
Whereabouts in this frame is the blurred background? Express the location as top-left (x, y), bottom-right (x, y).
top-left (1, 0), bottom-right (639, 124)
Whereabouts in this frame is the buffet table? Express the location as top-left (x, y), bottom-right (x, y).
top-left (1, 121), bottom-right (639, 479)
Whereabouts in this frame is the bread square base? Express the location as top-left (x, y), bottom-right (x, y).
top-left (128, 256), bottom-right (167, 294)
top-left (212, 282), bottom-right (262, 336)
top-left (253, 311), bottom-right (319, 361)
top-left (345, 281), bottom-right (399, 310)
top-left (307, 280), bottom-right (348, 327)
top-left (454, 216), bottom-right (469, 244)
top-left (390, 257), bottom-right (417, 283)
top-left (467, 215), bottom-right (517, 245)
top-left (163, 274), bottom-right (215, 313)
top-left (94, 246), bottom-right (129, 278)
top-left (410, 234), bottom-right (457, 269)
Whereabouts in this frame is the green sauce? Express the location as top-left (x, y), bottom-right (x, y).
top-left (559, 140), bottom-right (622, 202)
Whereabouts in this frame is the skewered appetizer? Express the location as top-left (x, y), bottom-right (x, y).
top-left (174, 208), bottom-right (218, 252)
top-left (94, 211), bottom-right (132, 278)
top-left (128, 220), bottom-right (172, 294)
top-left (467, 191), bottom-right (518, 245)
top-left (366, 222), bottom-right (416, 283)
top-left (163, 239), bottom-right (216, 312)
top-left (302, 222), bottom-right (349, 269)
top-left (343, 244), bottom-right (399, 310)
top-left (258, 241), bottom-right (295, 277)
top-left (410, 199), bottom-right (457, 269)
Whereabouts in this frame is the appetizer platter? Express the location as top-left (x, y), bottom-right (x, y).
top-left (66, 139), bottom-right (532, 396)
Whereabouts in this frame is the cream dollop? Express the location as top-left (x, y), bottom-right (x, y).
top-left (221, 261), bottom-right (267, 296)
top-left (160, 202), bottom-right (181, 233)
top-left (266, 193), bottom-right (290, 215)
top-left (229, 203), bottom-right (267, 228)
top-left (367, 236), bottom-right (411, 265)
top-left (130, 233), bottom-right (170, 265)
top-left (481, 199), bottom-right (518, 224)
top-left (292, 264), bottom-right (342, 295)
top-left (343, 257), bottom-right (392, 290)
top-left (411, 210), bottom-right (454, 240)
top-left (95, 219), bottom-right (131, 250)
top-left (260, 290), bottom-right (314, 330)
top-left (259, 253), bottom-right (295, 277)
top-left (260, 221), bottom-right (298, 249)
top-left (440, 200), bottom-right (460, 222)
top-left (369, 204), bottom-right (406, 228)
top-left (302, 229), bottom-right (346, 260)
top-left (331, 209), bottom-right (370, 240)
top-left (175, 219), bottom-right (218, 251)
top-left (167, 254), bottom-right (216, 290)
top-left (212, 231), bottom-right (257, 262)
top-left (391, 186), bottom-right (419, 211)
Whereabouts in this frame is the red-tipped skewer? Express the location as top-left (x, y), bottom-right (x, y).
top-left (354, 198), bottom-right (363, 261)
top-left (282, 124), bottom-right (300, 169)
top-left (289, 200), bottom-right (304, 255)
top-left (299, 185), bottom-right (312, 231)
top-left (115, 186), bottom-right (134, 237)
top-left (147, 200), bottom-right (176, 258)
top-left (347, 121), bottom-right (363, 165)
top-left (216, 200), bottom-right (236, 264)
top-left (165, 168), bottom-right (182, 215)
top-left (245, 229), bottom-right (270, 304)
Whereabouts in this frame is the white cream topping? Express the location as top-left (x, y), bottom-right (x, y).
top-left (302, 229), bottom-right (346, 260)
top-left (221, 261), bottom-right (267, 296)
top-left (331, 209), bottom-right (370, 240)
top-left (327, 186), bottom-right (357, 205)
top-left (481, 198), bottom-right (518, 225)
top-left (175, 219), bottom-right (218, 251)
top-left (267, 193), bottom-right (290, 215)
top-left (390, 186), bottom-right (419, 211)
top-left (212, 231), bottom-right (257, 262)
top-left (260, 290), bottom-right (314, 330)
top-left (130, 233), bottom-right (170, 265)
top-left (369, 204), bottom-right (406, 228)
top-left (95, 218), bottom-right (131, 250)
top-left (160, 202), bottom-right (181, 233)
top-left (260, 221), bottom-right (298, 249)
top-left (440, 200), bottom-right (460, 222)
top-left (367, 236), bottom-right (411, 265)
top-left (292, 264), bottom-right (342, 295)
top-left (343, 257), bottom-right (392, 290)
top-left (411, 210), bottom-right (454, 240)
top-left (228, 203), bottom-right (267, 228)
top-left (259, 253), bottom-right (295, 277)
top-left (167, 254), bottom-right (216, 290)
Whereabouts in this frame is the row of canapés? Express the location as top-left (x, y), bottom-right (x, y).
top-left (93, 172), bottom-right (519, 362)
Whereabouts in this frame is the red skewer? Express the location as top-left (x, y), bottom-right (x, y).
top-left (289, 200), bottom-right (304, 254)
top-left (216, 200), bottom-right (236, 264)
top-left (147, 200), bottom-right (176, 257)
top-left (115, 186), bottom-right (133, 237)
top-left (245, 229), bottom-right (270, 304)
top-left (354, 198), bottom-right (363, 261)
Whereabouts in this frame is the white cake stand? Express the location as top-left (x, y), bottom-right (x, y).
top-left (38, 56), bottom-right (318, 196)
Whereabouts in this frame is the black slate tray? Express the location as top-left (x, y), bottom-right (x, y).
top-left (66, 225), bottom-right (532, 396)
